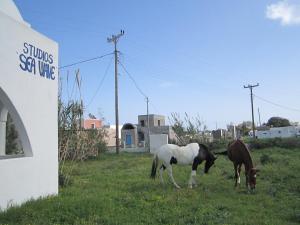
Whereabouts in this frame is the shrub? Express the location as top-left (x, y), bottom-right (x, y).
top-left (248, 137), bottom-right (300, 150)
top-left (6, 113), bottom-right (23, 155)
top-left (208, 140), bottom-right (228, 151)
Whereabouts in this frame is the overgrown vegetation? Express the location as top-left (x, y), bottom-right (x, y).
top-left (266, 116), bottom-right (291, 127)
top-left (169, 112), bottom-right (210, 145)
top-left (0, 147), bottom-right (299, 225)
top-left (248, 137), bottom-right (300, 149)
top-left (58, 95), bottom-right (107, 186)
top-left (5, 113), bottom-right (23, 155)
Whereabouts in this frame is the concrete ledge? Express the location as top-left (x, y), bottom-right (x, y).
top-left (0, 154), bottom-right (26, 160)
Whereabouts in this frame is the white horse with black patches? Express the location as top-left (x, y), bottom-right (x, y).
top-left (150, 143), bottom-right (217, 188)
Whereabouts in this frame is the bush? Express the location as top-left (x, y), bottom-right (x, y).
top-left (6, 114), bottom-right (23, 155)
top-left (208, 140), bottom-right (228, 151)
top-left (248, 137), bottom-right (300, 150)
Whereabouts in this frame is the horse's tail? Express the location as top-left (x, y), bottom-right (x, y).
top-left (214, 150), bottom-right (228, 156)
top-left (150, 154), bottom-right (159, 179)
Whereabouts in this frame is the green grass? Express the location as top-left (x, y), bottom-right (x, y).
top-left (0, 148), bottom-right (300, 225)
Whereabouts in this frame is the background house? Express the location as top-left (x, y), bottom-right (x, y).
top-left (121, 114), bottom-right (176, 148)
top-left (255, 126), bottom-right (300, 139)
top-left (84, 119), bottom-right (102, 129)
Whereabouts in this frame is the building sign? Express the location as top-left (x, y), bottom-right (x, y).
top-left (19, 42), bottom-right (55, 80)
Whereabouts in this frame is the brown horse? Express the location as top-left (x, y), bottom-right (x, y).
top-left (227, 139), bottom-right (259, 190)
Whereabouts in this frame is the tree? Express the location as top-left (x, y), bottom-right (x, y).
top-left (169, 112), bottom-right (207, 145)
top-left (88, 113), bottom-right (96, 119)
top-left (6, 114), bottom-right (23, 155)
top-left (236, 121), bottom-right (252, 136)
top-left (267, 117), bottom-right (291, 127)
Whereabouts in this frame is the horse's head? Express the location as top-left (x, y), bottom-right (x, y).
top-left (204, 154), bottom-right (217, 173)
top-left (249, 168), bottom-right (259, 189)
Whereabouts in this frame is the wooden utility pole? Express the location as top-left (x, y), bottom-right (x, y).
top-left (75, 69), bottom-right (83, 130)
top-left (107, 30), bottom-right (124, 154)
top-left (244, 83), bottom-right (259, 139)
top-left (258, 107), bottom-right (262, 127)
top-left (146, 97), bottom-right (150, 152)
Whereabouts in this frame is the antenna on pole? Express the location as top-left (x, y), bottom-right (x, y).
top-left (146, 97), bottom-right (150, 152)
top-left (244, 83), bottom-right (259, 139)
top-left (258, 107), bottom-right (262, 127)
top-left (107, 30), bottom-right (125, 154)
top-left (75, 69), bottom-right (83, 130)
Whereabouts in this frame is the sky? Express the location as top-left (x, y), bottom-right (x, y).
top-left (14, 0), bottom-right (300, 129)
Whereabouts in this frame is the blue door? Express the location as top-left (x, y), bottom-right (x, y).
top-left (126, 134), bottom-right (132, 145)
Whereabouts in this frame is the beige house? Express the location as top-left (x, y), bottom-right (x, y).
top-left (121, 114), bottom-right (176, 148)
top-left (104, 125), bottom-right (122, 147)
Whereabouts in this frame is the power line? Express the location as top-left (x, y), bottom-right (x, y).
top-left (254, 94), bottom-right (300, 112)
top-left (149, 101), bottom-right (159, 114)
top-left (118, 60), bottom-right (161, 115)
top-left (59, 53), bottom-right (113, 70)
top-left (118, 60), bottom-right (148, 99)
top-left (85, 57), bottom-right (114, 108)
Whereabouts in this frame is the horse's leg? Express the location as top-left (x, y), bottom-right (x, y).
top-left (188, 170), bottom-right (197, 189)
top-left (237, 164), bottom-right (242, 186)
top-left (167, 165), bottom-right (180, 189)
top-left (159, 164), bottom-right (166, 184)
top-left (245, 169), bottom-right (250, 190)
top-left (188, 157), bottom-right (201, 188)
top-left (234, 163), bottom-right (238, 187)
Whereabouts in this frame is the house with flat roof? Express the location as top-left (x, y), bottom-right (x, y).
top-left (121, 114), bottom-right (176, 148)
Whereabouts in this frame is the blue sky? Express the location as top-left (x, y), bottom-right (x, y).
top-left (15, 0), bottom-right (300, 129)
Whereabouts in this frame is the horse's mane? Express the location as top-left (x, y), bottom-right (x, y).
top-left (228, 139), bottom-right (249, 151)
top-left (199, 143), bottom-right (215, 161)
top-left (236, 139), bottom-right (250, 152)
top-left (236, 140), bottom-right (254, 166)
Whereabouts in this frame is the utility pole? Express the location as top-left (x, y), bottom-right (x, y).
top-left (107, 30), bottom-right (124, 154)
top-left (75, 69), bottom-right (83, 130)
top-left (244, 83), bottom-right (259, 139)
top-left (146, 97), bottom-right (150, 152)
top-left (258, 107), bottom-right (262, 127)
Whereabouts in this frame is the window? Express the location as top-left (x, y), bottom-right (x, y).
top-left (158, 120), bottom-right (161, 126)
top-left (140, 120), bottom-right (145, 127)
top-left (91, 123), bottom-right (95, 129)
top-left (0, 87), bottom-right (30, 159)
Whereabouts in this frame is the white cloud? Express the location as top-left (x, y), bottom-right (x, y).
top-left (266, 0), bottom-right (300, 26)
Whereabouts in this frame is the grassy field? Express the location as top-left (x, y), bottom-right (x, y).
top-left (0, 147), bottom-right (299, 225)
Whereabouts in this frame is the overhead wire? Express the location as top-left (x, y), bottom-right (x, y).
top-left (118, 60), bottom-right (163, 115)
top-left (254, 94), bottom-right (300, 112)
top-left (118, 60), bottom-right (148, 99)
top-left (59, 53), bottom-right (113, 70)
top-left (85, 56), bottom-right (114, 108)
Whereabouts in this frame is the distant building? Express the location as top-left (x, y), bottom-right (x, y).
top-left (254, 126), bottom-right (300, 139)
top-left (212, 129), bottom-right (227, 140)
top-left (84, 119), bottom-right (102, 129)
top-left (121, 114), bottom-right (176, 148)
top-left (104, 125), bottom-right (123, 147)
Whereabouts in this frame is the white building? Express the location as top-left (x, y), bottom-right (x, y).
top-left (0, 0), bottom-right (58, 210)
top-left (255, 126), bottom-right (300, 139)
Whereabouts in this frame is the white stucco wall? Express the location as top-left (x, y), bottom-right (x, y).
top-left (0, 1), bottom-right (58, 210)
top-left (150, 134), bottom-right (168, 153)
top-left (256, 126), bottom-right (300, 139)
